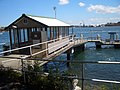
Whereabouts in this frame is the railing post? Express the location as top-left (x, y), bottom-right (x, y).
top-left (81, 61), bottom-right (84, 90)
top-left (46, 42), bottom-right (48, 57)
top-left (21, 56), bottom-right (26, 84)
top-left (30, 46), bottom-right (32, 56)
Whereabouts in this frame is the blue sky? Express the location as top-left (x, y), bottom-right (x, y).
top-left (0, 0), bottom-right (120, 26)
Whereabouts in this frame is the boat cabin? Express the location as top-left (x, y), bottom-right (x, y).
top-left (5, 14), bottom-right (70, 57)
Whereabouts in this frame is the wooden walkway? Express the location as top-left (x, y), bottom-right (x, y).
top-left (1, 36), bottom-right (120, 69)
top-left (0, 39), bottom-right (87, 69)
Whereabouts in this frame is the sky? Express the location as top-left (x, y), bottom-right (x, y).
top-left (0, 0), bottom-right (120, 27)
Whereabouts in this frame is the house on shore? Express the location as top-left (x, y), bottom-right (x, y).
top-left (5, 14), bottom-right (71, 57)
top-left (0, 27), bottom-right (5, 32)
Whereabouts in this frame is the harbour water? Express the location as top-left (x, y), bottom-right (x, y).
top-left (49, 26), bottom-right (120, 85)
top-left (0, 31), bottom-right (9, 52)
top-left (0, 26), bottom-right (120, 86)
top-left (71, 26), bottom-right (120, 81)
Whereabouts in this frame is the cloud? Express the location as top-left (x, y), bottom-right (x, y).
top-left (88, 5), bottom-right (120, 14)
top-left (59, 0), bottom-right (69, 5)
top-left (79, 2), bottom-right (85, 7)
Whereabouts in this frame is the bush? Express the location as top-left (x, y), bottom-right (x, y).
top-left (23, 71), bottom-right (69, 90)
top-left (0, 67), bottom-right (21, 84)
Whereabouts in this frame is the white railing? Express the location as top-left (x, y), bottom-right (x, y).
top-left (48, 38), bottom-right (69, 54)
top-left (0, 35), bottom-right (89, 59)
top-left (0, 36), bottom-right (71, 59)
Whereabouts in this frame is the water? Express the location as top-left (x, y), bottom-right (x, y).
top-left (0, 31), bottom-right (9, 52)
top-left (73, 48), bottom-right (120, 80)
top-left (54, 26), bottom-right (120, 82)
top-left (71, 26), bottom-right (120, 81)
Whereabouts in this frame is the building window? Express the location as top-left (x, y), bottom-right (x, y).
top-left (59, 27), bottom-right (62, 38)
top-left (62, 27), bottom-right (65, 37)
top-left (53, 27), bottom-right (57, 39)
top-left (19, 28), bottom-right (28, 42)
top-left (24, 29), bottom-right (28, 42)
top-left (23, 19), bottom-right (28, 25)
top-left (65, 27), bottom-right (69, 36)
top-left (50, 27), bottom-right (54, 40)
top-left (20, 29), bottom-right (24, 42)
top-left (56, 27), bottom-right (59, 38)
top-left (11, 29), bottom-right (14, 44)
top-left (32, 28), bottom-right (37, 32)
top-left (47, 28), bottom-right (50, 40)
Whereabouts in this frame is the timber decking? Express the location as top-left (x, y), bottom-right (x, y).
top-left (0, 39), bottom-right (87, 69)
top-left (1, 38), bottom-right (120, 69)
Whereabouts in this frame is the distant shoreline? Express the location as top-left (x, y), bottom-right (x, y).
top-left (72, 25), bottom-right (120, 28)
top-left (0, 30), bottom-right (8, 32)
top-left (0, 25), bottom-right (120, 32)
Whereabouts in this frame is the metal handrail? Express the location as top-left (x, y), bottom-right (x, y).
top-left (0, 36), bottom-right (70, 55)
top-left (0, 35), bottom-right (82, 59)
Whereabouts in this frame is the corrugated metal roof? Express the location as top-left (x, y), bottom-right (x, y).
top-left (26, 14), bottom-right (70, 27)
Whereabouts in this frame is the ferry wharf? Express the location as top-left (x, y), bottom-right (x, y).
top-left (0, 14), bottom-right (120, 69)
top-left (0, 14), bottom-right (87, 69)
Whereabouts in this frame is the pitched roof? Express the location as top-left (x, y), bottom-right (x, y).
top-left (26, 14), bottom-right (70, 27)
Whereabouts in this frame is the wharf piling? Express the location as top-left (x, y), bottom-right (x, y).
top-left (114, 44), bottom-right (120, 48)
top-left (95, 42), bottom-right (102, 49)
top-left (74, 44), bottom-right (85, 52)
top-left (67, 49), bottom-right (71, 67)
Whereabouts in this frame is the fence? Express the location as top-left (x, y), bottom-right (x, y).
top-left (1, 59), bottom-right (120, 90)
top-left (20, 58), bottom-right (120, 90)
